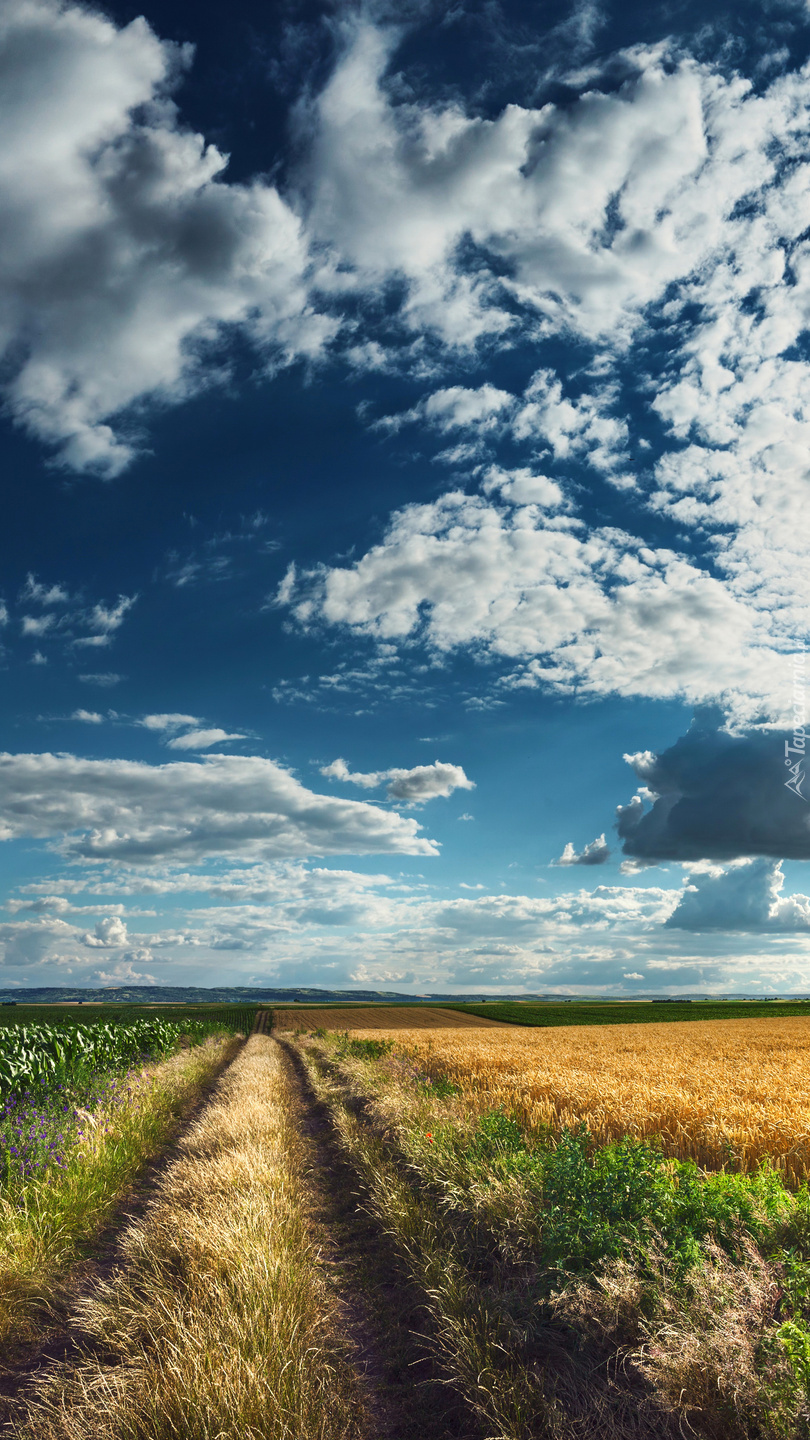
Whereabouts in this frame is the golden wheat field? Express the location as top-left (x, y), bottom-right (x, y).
top-left (308, 1016), bottom-right (810, 1186)
top-left (272, 1005), bottom-right (504, 1030)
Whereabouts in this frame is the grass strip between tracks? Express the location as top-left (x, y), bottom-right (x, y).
top-left (295, 1041), bottom-right (557, 1440)
top-left (11, 1034), bottom-right (369, 1440)
top-left (0, 1035), bottom-right (239, 1353)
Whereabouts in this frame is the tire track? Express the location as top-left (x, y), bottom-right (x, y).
top-left (277, 1036), bottom-right (484, 1440)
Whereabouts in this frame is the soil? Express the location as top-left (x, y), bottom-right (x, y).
top-left (277, 1034), bottom-right (484, 1440)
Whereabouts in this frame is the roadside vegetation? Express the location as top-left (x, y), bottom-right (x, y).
top-left (11, 1033), bottom-right (369, 1440)
top-left (8, 1002), bottom-right (810, 1438)
top-left (0, 1014), bottom-right (243, 1356)
top-left (281, 1022), bottom-right (810, 1439)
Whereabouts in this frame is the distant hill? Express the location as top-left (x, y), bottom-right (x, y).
top-left (0, 986), bottom-right (805, 1006)
top-left (0, 985), bottom-right (433, 1005)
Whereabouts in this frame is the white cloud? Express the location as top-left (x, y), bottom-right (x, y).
top-left (9, 576), bottom-right (136, 654)
top-left (321, 757), bottom-right (474, 804)
top-left (0, 918), bottom-right (75, 967)
top-left (557, 833), bottom-right (610, 866)
top-left (0, 751), bottom-right (438, 864)
top-left (378, 384), bottom-right (515, 436)
top-left (666, 859), bottom-right (810, 931)
top-left (139, 714), bottom-right (200, 731)
top-left (82, 915), bottom-right (129, 947)
top-left (79, 673), bottom-right (123, 687)
top-left (137, 715), bottom-right (246, 750)
top-left (21, 614), bottom-right (55, 637)
top-left (20, 575), bottom-right (69, 605)
top-left (302, 26), bottom-right (801, 347)
top-left (89, 959), bottom-right (158, 984)
top-left (279, 32), bottom-right (810, 726)
top-left (72, 709), bottom-right (103, 724)
top-left (0, 0), bottom-right (329, 475)
top-left (482, 466), bottom-right (566, 509)
top-left (75, 596), bottom-right (135, 642)
top-left (283, 488), bottom-right (789, 720)
top-left (166, 728), bottom-right (246, 751)
top-left (7, 855), bottom-right (810, 993)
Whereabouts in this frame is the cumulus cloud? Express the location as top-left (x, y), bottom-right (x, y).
top-left (666, 858), bottom-right (810, 931)
top-left (377, 384), bottom-right (515, 436)
top-left (72, 709), bottom-right (103, 724)
top-left (283, 489), bottom-right (788, 719)
top-left (82, 915), bottom-right (129, 947)
top-left (321, 757), bottom-right (474, 804)
top-left (0, 751), bottom-right (438, 864)
top-left (557, 833), bottom-right (610, 866)
top-left (90, 960), bottom-right (158, 984)
top-left (9, 853), bottom-right (810, 991)
top-left (618, 713), bottom-right (810, 862)
top-left (0, 0), bottom-right (329, 475)
top-left (275, 31), bottom-right (810, 724)
top-left (301, 24), bottom-right (810, 351)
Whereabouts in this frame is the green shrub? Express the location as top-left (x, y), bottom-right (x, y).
top-left (336, 1036), bottom-right (395, 1061)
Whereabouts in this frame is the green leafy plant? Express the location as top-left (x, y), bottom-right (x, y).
top-left (336, 1036), bottom-right (395, 1061)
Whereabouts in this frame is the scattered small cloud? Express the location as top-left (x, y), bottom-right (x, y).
top-left (556, 834), bottom-right (610, 866)
top-left (166, 728), bottom-right (246, 751)
top-left (321, 757), bottom-right (474, 805)
top-left (139, 714), bottom-right (201, 732)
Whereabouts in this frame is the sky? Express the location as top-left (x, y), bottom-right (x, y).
top-left (2, 0), bottom-right (810, 996)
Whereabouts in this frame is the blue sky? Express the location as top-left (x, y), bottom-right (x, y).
top-left (2, 0), bottom-right (810, 994)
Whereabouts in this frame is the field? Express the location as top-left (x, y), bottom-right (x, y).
top-left (6, 1004), bottom-right (810, 1438)
top-left (286, 1014), bottom-right (810, 1185)
top-left (442, 998), bottom-right (810, 1027)
top-left (273, 1004), bottom-right (504, 1030)
top-left (0, 1003), bottom-right (259, 1032)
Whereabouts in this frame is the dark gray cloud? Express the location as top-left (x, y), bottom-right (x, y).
top-left (618, 714), bottom-right (810, 862)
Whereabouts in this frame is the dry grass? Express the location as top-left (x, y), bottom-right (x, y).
top-left (12, 1035), bottom-right (369, 1440)
top-left (0, 1037), bottom-right (237, 1351)
top-left (326, 1016), bottom-right (810, 1185)
top-left (551, 1241), bottom-right (798, 1440)
top-left (296, 1043), bottom-right (556, 1440)
top-left (273, 1005), bottom-right (503, 1031)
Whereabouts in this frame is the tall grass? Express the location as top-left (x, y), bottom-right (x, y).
top-left (0, 1036), bottom-right (238, 1349)
top-left (12, 1036), bottom-right (369, 1440)
top-left (295, 1031), bottom-right (810, 1440)
top-left (296, 1042), bottom-right (562, 1440)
